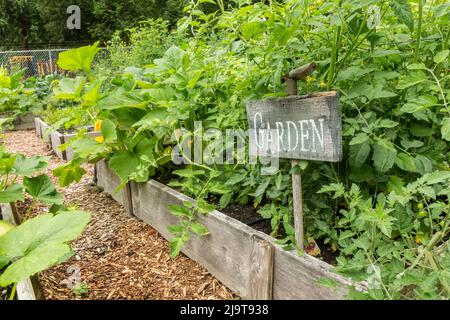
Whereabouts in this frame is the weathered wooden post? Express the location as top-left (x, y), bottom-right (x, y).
top-left (283, 62), bottom-right (316, 250)
top-left (246, 63), bottom-right (342, 252)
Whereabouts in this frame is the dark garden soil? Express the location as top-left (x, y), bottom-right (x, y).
top-left (56, 125), bottom-right (95, 134)
top-left (0, 267), bottom-right (12, 300)
top-left (2, 129), bottom-right (236, 300)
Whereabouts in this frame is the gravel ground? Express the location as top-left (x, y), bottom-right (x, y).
top-left (2, 129), bottom-right (236, 300)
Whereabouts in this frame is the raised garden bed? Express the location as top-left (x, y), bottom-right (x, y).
top-left (0, 113), bottom-right (36, 131)
top-left (34, 117), bottom-right (51, 146)
top-left (95, 159), bottom-right (365, 300)
top-left (34, 117), bottom-right (100, 161)
top-left (0, 203), bottom-right (44, 300)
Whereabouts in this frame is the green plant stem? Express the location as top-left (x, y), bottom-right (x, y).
top-left (426, 68), bottom-right (449, 115)
top-left (327, 20), bottom-right (341, 90)
top-left (414, 0), bottom-right (423, 62)
top-left (22, 199), bottom-right (37, 223)
top-left (9, 283), bottom-right (16, 300)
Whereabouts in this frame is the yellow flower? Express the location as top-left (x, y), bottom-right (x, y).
top-left (415, 234), bottom-right (424, 244)
top-left (319, 80), bottom-right (327, 88)
top-left (94, 120), bottom-right (102, 132)
top-left (305, 75), bottom-right (315, 84)
top-left (95, 136), bottom-right (105, 143)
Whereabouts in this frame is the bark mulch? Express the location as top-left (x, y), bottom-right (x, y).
top-left (2, 129), bottom-right (236, 300)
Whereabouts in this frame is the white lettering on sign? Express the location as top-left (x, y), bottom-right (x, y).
top-left (253, 112), bottom-right (325, 154)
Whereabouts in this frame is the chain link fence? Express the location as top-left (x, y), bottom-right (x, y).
top-left (0, 48), bottom-right (108, 78)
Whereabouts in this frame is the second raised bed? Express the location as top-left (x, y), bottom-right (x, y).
top-left (95, 159), bottom-right (364, 300)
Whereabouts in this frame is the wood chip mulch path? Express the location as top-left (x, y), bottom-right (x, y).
top-left (2, 129), bottom-right (237, 300)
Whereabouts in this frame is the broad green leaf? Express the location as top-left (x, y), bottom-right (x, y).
top-left (168, 204), bottom-right (193, 218)
top-left (151, 46), bottom-right (186, 74)
top-left (349, 133), bottom-right (369, 145)
top-left (410, 123), bottom-right (434, 137)
top-left (241, 21), bottom-right (265, 40)
top-left (407, 63), bottom-right (426, 70)
top-left (0, 183), bottom-right (24, 203)
top-left (81, 80), bottom-right (102, 106)
top-left (349, 142), bottom-right (371, 168)
top-left (109, 151), bottom-right (140, 181)
top-left (132, 108), bottom-right (175, 130)
top-left (414, 155), bottom-right (433, 174)
top-left (0, 243), bottom-right (72, 286)
top-left (0, 211), bottom-right (90, 285)
top-left (23, 175), bottom-right (63, 205)
top-left (434, 50), bottom-right (449, 64)
top-left (71, 138), bottom-right (107, 158)
top-left (219, 193), bottom-right (232, 209)
top-left (399, 96), bottom-right (437, 114)
top-left (336, 66), bottom-right (376, 82)
top-left (12, 154), bottom-right (49, 176)
top-left (391, 0), bottom-right (414, 32)
top-left (365, 85), bottom-right (397, 101)
top-left (372, 140), bottom-right (397, 172)
top-left (0, 154), bottom-right (16, 174)
top-left (225, 172), bottom-right (247, 185)
top-left (101, 119), bottom-right (117, 143)
top-left (98, 89), bottom-right (148, 110)
top-left (53, 160), bottom-right (86, 187)
top-left (387, 175), bottom-right (405, 195)
top-left (378, 120), bottom-right (399, 128)
top-left (169, 234), bottom-right (189, 258)
top-left (57, 42), bottom-right (100, 73)
top-left (441, 117), bottom-right (450, 141)
top-left (196, 199), bottom-right (215, 214)
top-left (190, 222), bottom-right (209, 236)
top-left (396, 72), bottom-right (426, 90)
top-left (0, 220), bottom-right (14, 237)
top-left (395, 153), bottom-right (417, 172)
top-left (52, 77), bottom-right (86, 100)
top-left (172, 169), bottom-right (205, 178)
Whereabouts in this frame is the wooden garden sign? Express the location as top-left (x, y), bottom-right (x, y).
top-left (246, 63), bottom-right (342, 256)
top-left (246, 92), bottom-right (342, 162)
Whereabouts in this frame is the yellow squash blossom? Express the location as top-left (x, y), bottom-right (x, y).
top-left (94, 120), bottom-right (102, 132)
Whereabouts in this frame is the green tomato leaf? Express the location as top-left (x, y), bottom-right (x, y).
top-left (372, 140), bottom-right (397, 172)
top-left (395, 153), bottom-right (417, 173)
top-left (349, 142), bottom-right (371, 168)
top-left (190, 222), bottom-right (209, 236)
top-left (434, 50), bottom-right (449, 64)
top-left (441, 117), bottom-right (450, 141)
top-left (196, 199), bottom-right (215, 215)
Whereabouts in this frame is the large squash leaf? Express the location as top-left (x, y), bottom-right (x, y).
top-left (0, 211), bottom-right (91, 286)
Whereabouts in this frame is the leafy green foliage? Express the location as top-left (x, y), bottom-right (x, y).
top-left (0, 143), bottom-right (91, 294)
top-left (23, 175), bottom-right (63, 205)
top-left (50, 0), bottom-right (450, 299)
top-left (0, 211), bottom-right (91, 286)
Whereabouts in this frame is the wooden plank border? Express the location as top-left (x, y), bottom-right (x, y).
top-left (48, 127), bottom-right (100, 161)
top-left (95, 159), bottom-right (366, 299)
top-left (248, 235), bottom-right (274, 300)
top-left (95, 160), bottom-right (133, 215)
top-left (0, 113), bottom-right (36, 131)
